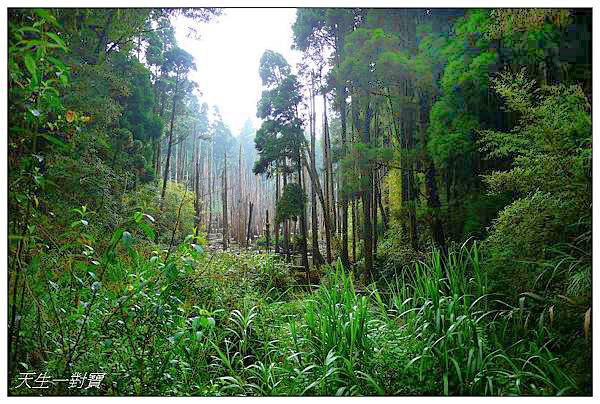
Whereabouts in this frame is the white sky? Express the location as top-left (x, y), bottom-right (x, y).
top-left (175, 8), bottom-right (303, 135)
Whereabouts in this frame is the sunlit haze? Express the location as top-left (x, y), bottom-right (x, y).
top-left (175, 8), bottom-right (303, 135)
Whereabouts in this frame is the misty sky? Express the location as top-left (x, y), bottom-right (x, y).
top-left (175, 8), bottom-right (304, 135)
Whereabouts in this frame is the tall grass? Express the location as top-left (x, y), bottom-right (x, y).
top-left (12, 225), bottom-right (583, 396)
top-left (390, 243), bottom-right (578, 395)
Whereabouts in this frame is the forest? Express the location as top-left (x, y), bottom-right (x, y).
top-left (7, 8), bottom-right (592, 396)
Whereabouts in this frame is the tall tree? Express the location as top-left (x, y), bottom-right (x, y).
top-left (159, 47), bottom-right (196, 208)
top-left (254, 50), bottom-right (310, 275)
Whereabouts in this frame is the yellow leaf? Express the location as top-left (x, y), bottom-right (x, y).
top-left (66, 110), bottom-right (75, 123)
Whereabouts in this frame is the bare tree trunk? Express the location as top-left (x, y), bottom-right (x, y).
top-left (238, 144), bottom-right (243, 244)
top-left (352, 197), bottom-right (357, 263)
top-left (376, 176), bottom-right (387, 232)
top-left (160, 73), bottom-right (179, 208)
top-left (265, 208), bottom-right (270, 251)
top-left (222, 150), bottom-right (228, 250)
top-left (298, 159), bottom-right (310, 282)
top-left (322, 92), bottom-right (336, 240)
top-left (274, 170), bottom-right (280, 253)
top-left (246, 202), bottom-right (253, 248)
top-left (373, 172), bottom-right (378, 256)
top-left (283, 161), bottom-right (290, 261)
top-left (301, 148), bottom-right (332, 263)
top-left (207, 141), bottom-right (213, 235)
top-left (310, 72), bottom-right (323, 266)
top-left (362, 99), bottom-right (373, 280)
top-left (194, 127), bottom-right (201, 236)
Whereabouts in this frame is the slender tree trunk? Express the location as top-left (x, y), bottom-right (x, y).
top-left (283, 163), bottom-right (290, 261)
top-left (376, 178), bottom-right (387, 232)
top-left (352, 197), bottom-right (357, 263)
top-left (160, 72), bottom-right (179, 208)
top-left (372, 172), bottom-right (378, 256)
top-left (322, 92), bottom-right (336, 240)
top-left (246, 202), bottom-right (253, 248)
top-left (265, 208), bottom-right (270, 251)
top-left (298, 158), bottom-right (310, 282)
top-left (194, 129), bottom-right (202, 236)
top-left (275, 170), bottom-right (280, 253)
top-left (208, 141), bottom-right (213, 235)
top-left (174, 135), bottom-right (179, 183)
top-left (155, 91), bottom-right (167, 178)
top-left (362, 99), bottom-right (373, 279)
top-left (222, 150), bottom-right (228, 250)
top-left (340, 95), bottom-right (350, 268)
top-left (302, 147), bottom-right (332, 263)
top-left (310, 72), bottom-right (323, 266)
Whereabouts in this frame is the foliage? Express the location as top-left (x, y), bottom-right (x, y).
top-left (275, 183), bottom-right (306, 224)
top-left (480, 70), bottom-right (591, 303)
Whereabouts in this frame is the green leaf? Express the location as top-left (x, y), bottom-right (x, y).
top-left (191, 244), bottom-right (204, 254)
top-left (18, 27), bottom-right (41, 35)
top-left (46, 55), bottom-right (67, 70)
top-left (45, 32), bottom-right (67, 51)
top-left (134, 211), bottom-right (143, 223)
top-left (139, 222), bottom-right (155, 240)
top-left (40, 133), bottom-right (67, 149)
top-left (58, 73), bottom-right (69, 85)
top-left (23, 53), bottom-right (38, 84)
top-left (34, 9), bottom-right (61, 29)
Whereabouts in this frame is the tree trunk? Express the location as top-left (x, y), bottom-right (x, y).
top-left (265, 208), bottom-right (270, 251)
top-left (222, 150), bottom-right (228, 250)
top-left (275, 170), bottom-right (280, 253)
top-left (362, 99), bottom-right (373, 280)
top-left (208, 141), bottom-right (213, 235)
top-left (310, 72), bottom-right (323, 267)
top-left (352, 197), bottom-right (357, 263)
top-left (160, 72), bottom-right (179, 208)
top-left (340, 93), bottom-right (350, 268)
top-left (302, 147), bottom-right (332, 263)
top-left (194, 128), bottom-right (201, 237)
top-left (322, 91), bottom-right (336, 246)
top-left (298, 159), bottom-right (310, 282)
top-left (246, 201), bottom-right (253, 248)
top-left (283, 163), bottom-right (290, 261)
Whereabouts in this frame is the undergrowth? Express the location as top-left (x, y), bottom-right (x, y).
top-left (9, 215), bottom-right (590, 395)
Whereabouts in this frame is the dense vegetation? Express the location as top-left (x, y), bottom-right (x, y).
top-left (8, 8), bottom-right (592, 396)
